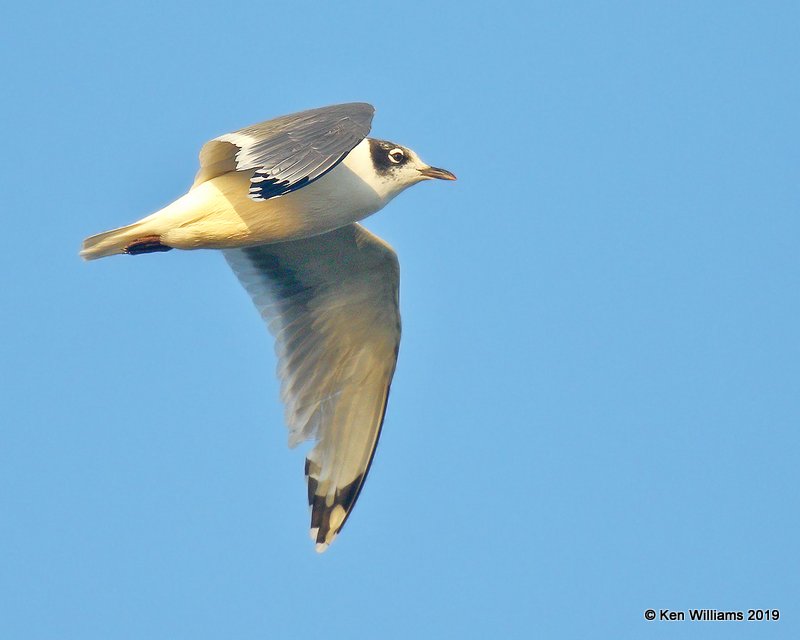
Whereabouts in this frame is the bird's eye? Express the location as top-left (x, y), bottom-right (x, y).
top-left (388, 148), bottom-right (405, 164)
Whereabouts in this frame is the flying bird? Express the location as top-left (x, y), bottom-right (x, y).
top-left (81, 102), bottom-right (456, 551)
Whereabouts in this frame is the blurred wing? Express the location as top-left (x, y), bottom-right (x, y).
top-left (194, 102), bottom-right (374, 200)
top-left (223, 224), bottom-right (400, 551)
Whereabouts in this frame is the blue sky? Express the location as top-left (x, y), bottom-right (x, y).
top-left (1, 2), bottom-right (798, 638)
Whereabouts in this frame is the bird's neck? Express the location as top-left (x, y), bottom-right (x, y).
top-left (342, 139), bottom-right (404, 204)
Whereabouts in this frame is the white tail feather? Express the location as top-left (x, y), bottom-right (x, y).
top-left (80, 221), bottom-right (154, 261)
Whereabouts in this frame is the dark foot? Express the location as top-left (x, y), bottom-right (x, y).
top-left (124, 235), bottom-right (173, 255)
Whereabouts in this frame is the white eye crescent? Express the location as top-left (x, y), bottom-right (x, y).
top-left (388, 148), bottom-right (405, 164)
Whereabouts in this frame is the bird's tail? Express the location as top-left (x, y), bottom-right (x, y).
top-left (80, 220), bottom-right (161, 261)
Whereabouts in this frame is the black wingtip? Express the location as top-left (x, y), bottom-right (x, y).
top-left (305, 457), bottom-right (368, 551)
top-left (249, 172), bottom-right (311, 201)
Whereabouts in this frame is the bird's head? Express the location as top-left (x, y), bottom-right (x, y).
top-left (366, 138), bottom-right (456, 200)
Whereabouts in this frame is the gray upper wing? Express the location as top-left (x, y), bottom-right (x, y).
top-left (223, 223), bottom-right (400, 552)
top-left (193, 102), bottom-right (374, 200)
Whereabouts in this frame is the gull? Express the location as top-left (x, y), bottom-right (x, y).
top-left (80, 103), bottom-right (456, 551)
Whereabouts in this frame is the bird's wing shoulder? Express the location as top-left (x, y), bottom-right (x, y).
top-left (223, 223), bottom-right (400, 551)
top-left (193, 102), bottom-right (374, 200)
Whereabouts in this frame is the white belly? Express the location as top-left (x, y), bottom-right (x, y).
top-left (158, 157), bottom-right (385, 250)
